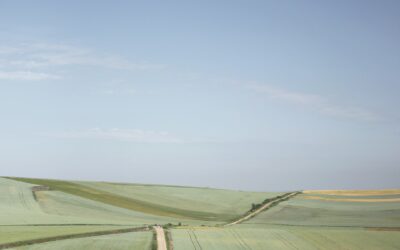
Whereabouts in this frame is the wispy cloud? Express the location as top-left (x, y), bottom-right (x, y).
top-left (247, 83), bottom-right (379, 121)
top-left (98, 80), bottom-right (137, 96)
top-left (43, 128), bottom-right (184, 144)
top-left (248, 84), bottom-right (323, 104)
top-left (99, 88), bottom-right (137, 95)
top-left (0, 45), bottom-right (24, 54)
top-left (0, 71), bottom-right (60, 81)
top-left (0, 42), bottom-right (166, 81)
top-left (318, 105), bottom-right (378, 121)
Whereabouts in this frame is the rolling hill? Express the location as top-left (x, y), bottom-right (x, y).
top-left (1, 177), bottom-right (399, 250)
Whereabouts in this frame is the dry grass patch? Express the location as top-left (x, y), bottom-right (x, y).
top-left (303, 189), bottom-right (400, 196)
top-left (301, 196), bottom-right (400, 203)
top-left (366, 227), bottom-right (400, 231)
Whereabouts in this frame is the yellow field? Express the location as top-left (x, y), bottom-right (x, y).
top-left (303, 189), bottom-right (400, 196)
top-left (301, 195), bottom-right (400, 203)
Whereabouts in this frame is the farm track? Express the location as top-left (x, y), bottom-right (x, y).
top-left (0, 226), bottom-right (150, 249)
top-left (225, 192), bottom-right (299, 226)
top-left (154, 226), bottom-right (167, 250)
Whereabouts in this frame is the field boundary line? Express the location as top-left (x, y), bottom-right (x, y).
top-left (224, 191), bottom-right (300, 226)
top-left (0, 226), bottom-right (150, 249)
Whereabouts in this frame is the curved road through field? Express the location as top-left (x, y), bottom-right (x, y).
top-left (154, 226), bottom-right (167, 250)
top-left (225, 192), bottom-right (299, 226)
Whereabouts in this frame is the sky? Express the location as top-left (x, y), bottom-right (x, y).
top-left (0, 0), bottom-right (399, 191)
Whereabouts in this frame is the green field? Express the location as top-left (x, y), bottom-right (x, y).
top-left (0, 177), bottom-right (178, 226)
top-left (9, 177), bottom-right (281, 222)
top-left (11, 231), bottom-right (152, 250)
top-left (0, 176), bottom-right (282, 248)
top-left (243, 192), bottom-right (400, 227)
top-left (172, 226), bottom-right (400, 250)
top-left (1, 177), bottom-right (399, 249)
top-left (0, 226), bottom-right (134, 245)
top-left (75, 180), bottom-right (283, 221)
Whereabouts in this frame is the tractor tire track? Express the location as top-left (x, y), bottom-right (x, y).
top-left (190, 229), bottom-right (203, 250)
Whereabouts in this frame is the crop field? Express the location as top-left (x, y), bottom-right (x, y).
top-left (11, 231), bottom-right (152, 250)
top-left (75, 180), bottom-right (284, 221)
top-left (1, 177), bottom-right (399, 249)
top-left (303, 189), bottom-right (400, 196)
top-left (0, 177), bottom-right (51, 225)
top-left (33, 190), bottom-right (183, 226)
top-left (244, 191), bottom-right (400, 227)
top-left (10, 177), bottom-right (281, 222)
top-left (0, 226), bottom-right (133, 245)
top-left (172, 226), bottom-right (400, 250)
top-left (0, 177), bottom-right (181, 226)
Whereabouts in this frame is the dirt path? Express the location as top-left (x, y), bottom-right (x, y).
top-left (154, 226), bottom-right (167, 250)
top-left (225, 192), bottom-right (299, 226)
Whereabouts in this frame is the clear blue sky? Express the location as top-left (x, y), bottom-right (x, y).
top-left (0, 0), bottom-right (399, 191)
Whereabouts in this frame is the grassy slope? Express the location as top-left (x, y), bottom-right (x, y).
top-left (35, 190), bottom-right (189, 226)
top-left (173, 190), bottom-right (400, 250)
top-left (8, 177), bottom-right (204, 221)
top-left (0, 177), bottom-right (159, 246)
top-left (5, 177), bottom-right (399, 249)
top-left (172, 226), bottom-right (400, 250)
top-left (76, 180), bottom-right (283, 221)
top-left (0, 226), bottom-right (133, 245)
top-left (0, 177), bottom-right (182, 226)
top-left (37, 188), bottom-right (197, 225)
top-left (9, 177), bottom-right (281, 222)
top-left (243, 192), bottom-right (400, 227)
top-left (200, 190), bottom-right (400, 250)
top-left (0, 177), bottom-right (74, 225)
top-left (11, 231), bottom-right (152, 250)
